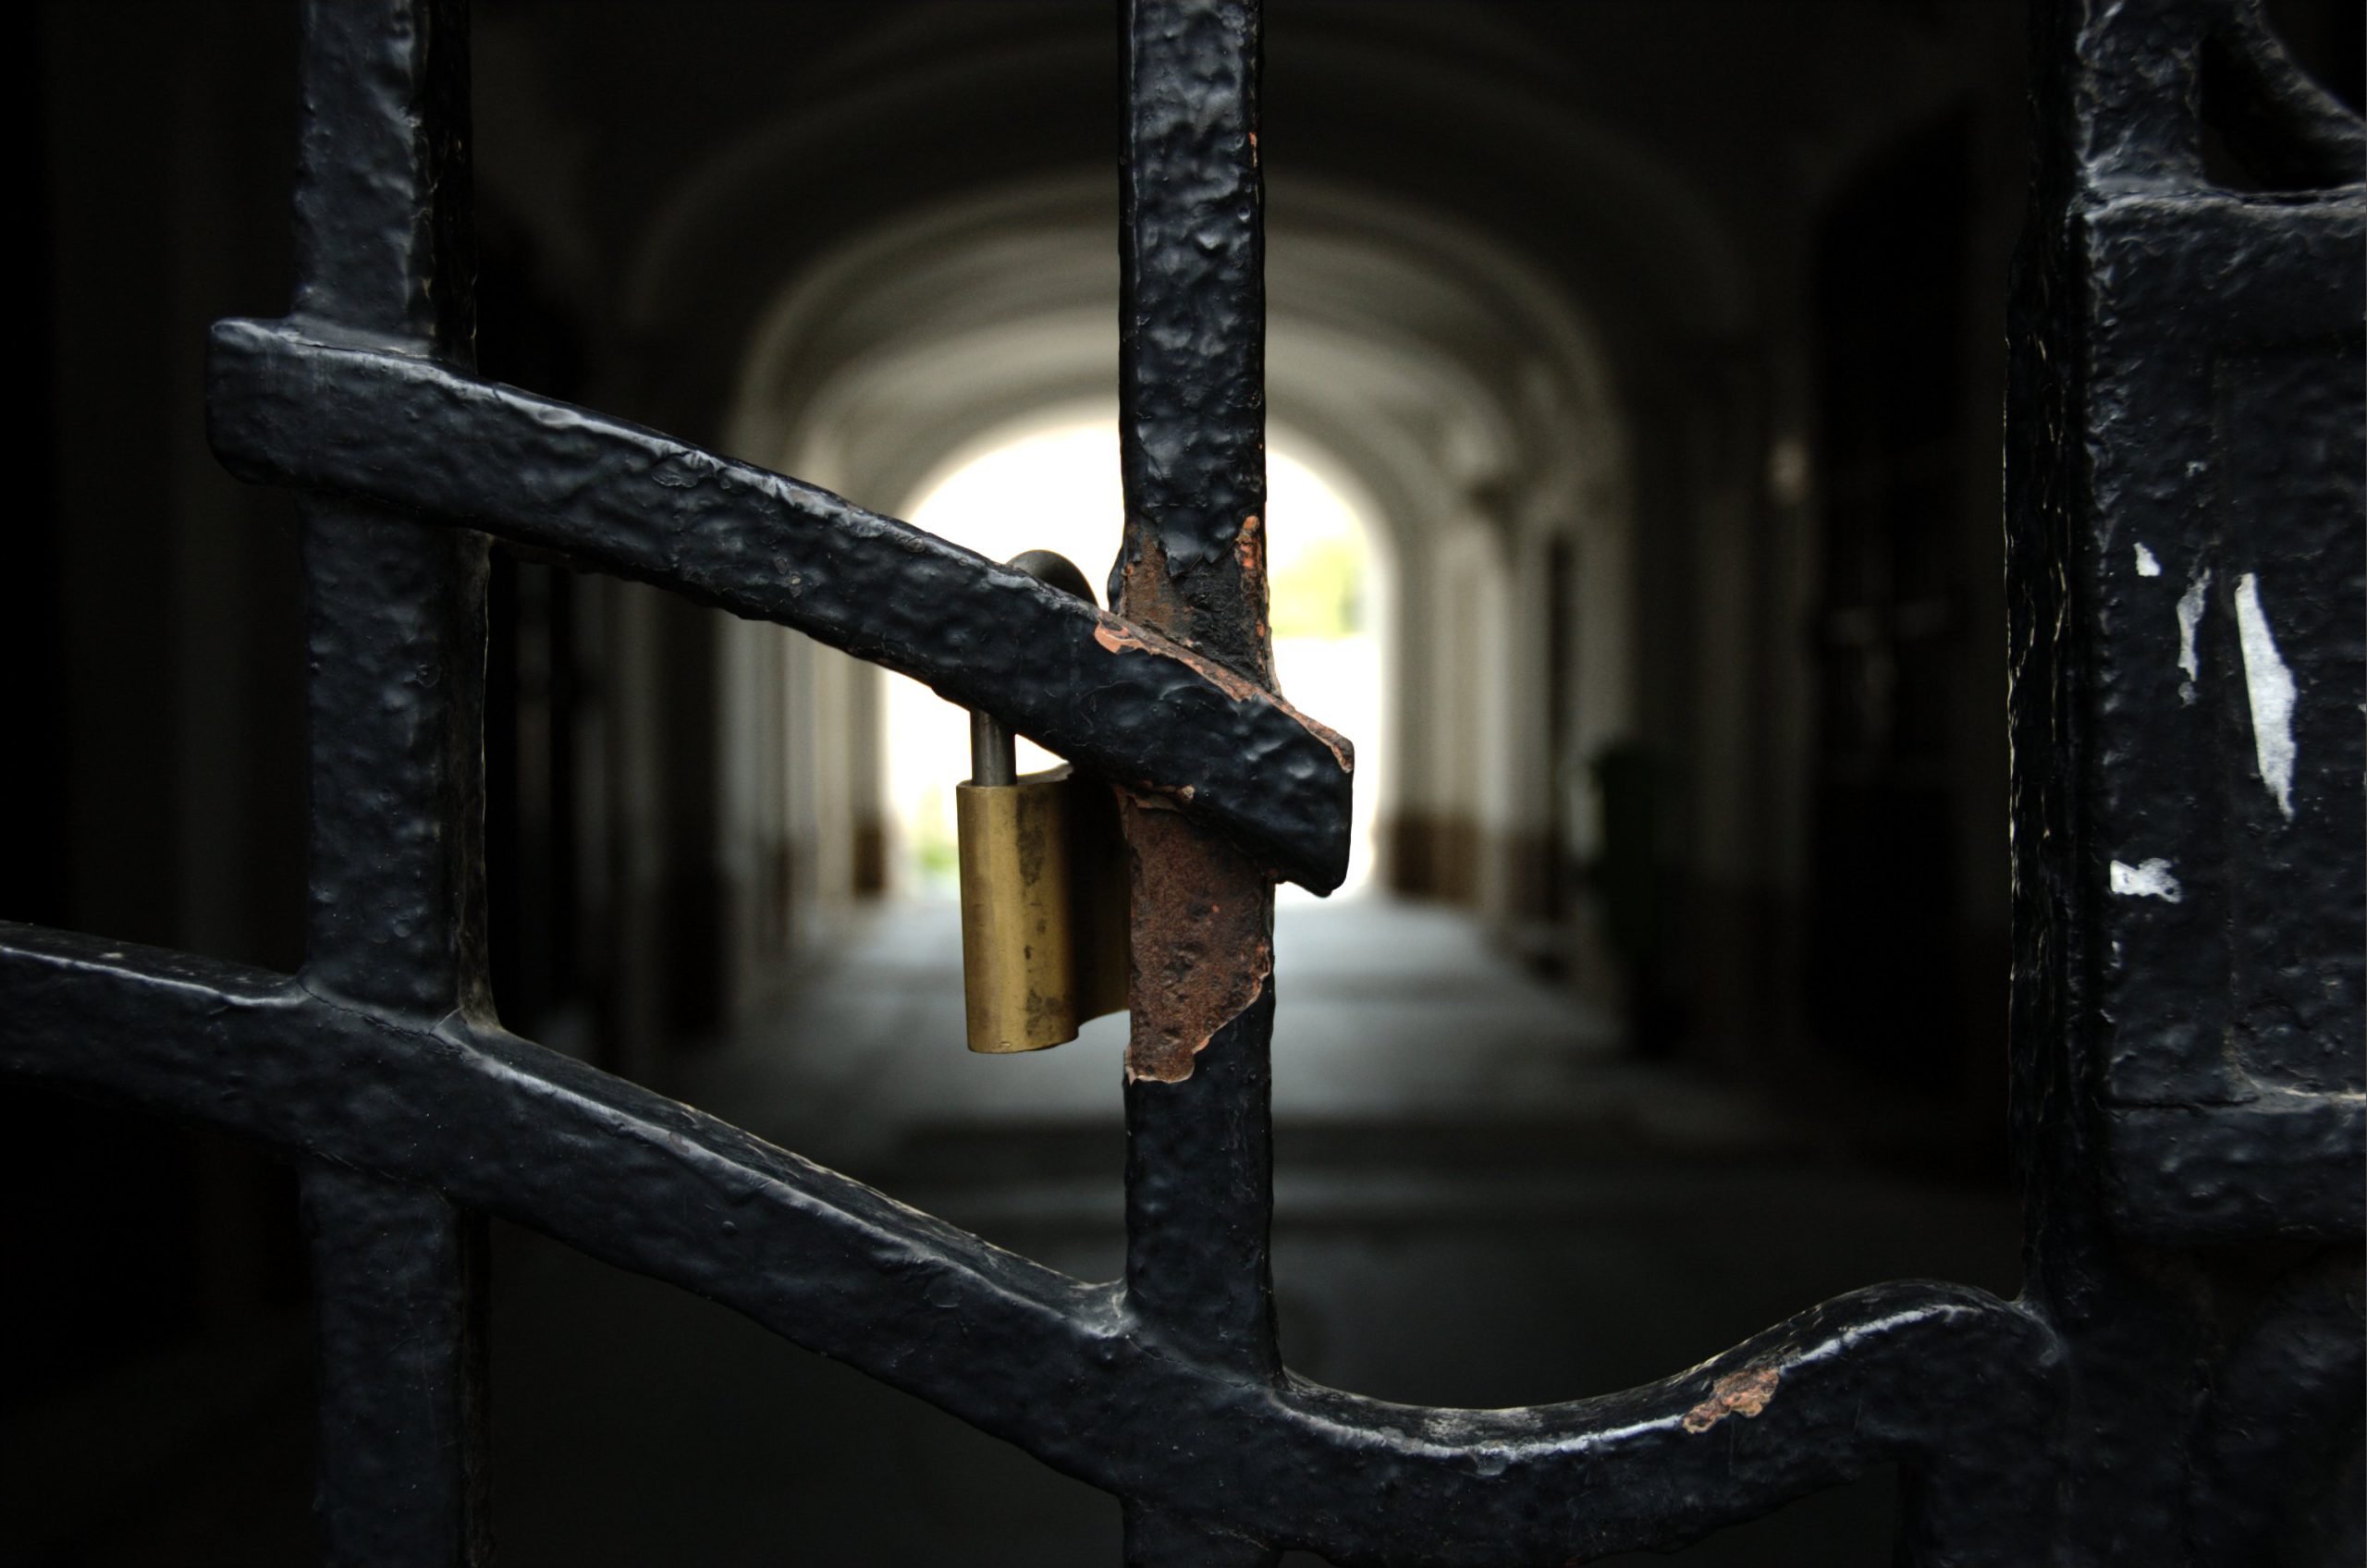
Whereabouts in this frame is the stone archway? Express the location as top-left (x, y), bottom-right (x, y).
top-left (717, 173), bottom-right (1648, 940)
top-left (558, 2), bottom-right (1764, 1018)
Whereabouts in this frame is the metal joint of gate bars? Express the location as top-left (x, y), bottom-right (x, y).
top-left (6, 0), bottom-right (2361, 1563)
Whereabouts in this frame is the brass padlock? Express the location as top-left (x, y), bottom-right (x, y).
top-left (956, 551), bottom-right (1132, 1053)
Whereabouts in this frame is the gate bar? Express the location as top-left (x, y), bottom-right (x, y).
top-left (1115, 5), bottom-right (1286, 1562)
top-left (0, 925), bottom-right (2064, 1563)
top-left (2, 0), bottom-right (2139, 1558)
top-left (203, 318), bottom-right (1355, 894)
top-left (288, 3), bottom-right (492, 1561)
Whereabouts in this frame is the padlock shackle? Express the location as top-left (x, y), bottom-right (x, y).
top-left (968, 550), bottom-right (1096, 788)
top-left (1006, 549), bottom-right (1097, 606)
top-left (970, 710), bottom-right (1017, 787)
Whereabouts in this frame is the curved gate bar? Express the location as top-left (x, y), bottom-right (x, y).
top-left (1, 923), bottom-right (2062, 1565)
top-left (205, 317), bottom-right (1355, 894)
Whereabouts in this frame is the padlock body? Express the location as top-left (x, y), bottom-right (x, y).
top-left (955, 767), bottom-right (1128, 1052)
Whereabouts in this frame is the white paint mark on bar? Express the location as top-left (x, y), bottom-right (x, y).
top-left (2175, 569), bottom-right (2211, 704)
top-left (2233, 572), bottom-right (2297, 820)
top-left (2134, 543), bottom-right (2161, 577)
top-left (2110, 858), bottom-right (2183, 901)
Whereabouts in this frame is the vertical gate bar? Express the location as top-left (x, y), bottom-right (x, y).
top-left (1114, 4), bottom-right (1282, 1562)
top-left (301, 1170), bottom-right (491, 1566)
top-left (286, 3), bottom-right (492, 1562)
top-left (1997, 2), bottom-right (2366, 1560)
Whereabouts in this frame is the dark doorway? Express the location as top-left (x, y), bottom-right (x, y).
top-left (1805, 115), bottom-right (1975, 1091)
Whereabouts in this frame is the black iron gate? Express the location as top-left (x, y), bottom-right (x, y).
top-left (4, 2), bottom-right (2360, 1562)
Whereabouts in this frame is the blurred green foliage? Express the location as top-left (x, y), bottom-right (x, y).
top-left (1269, 536), bottom-right (1364, 639)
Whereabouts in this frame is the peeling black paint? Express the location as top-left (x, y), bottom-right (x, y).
top-left (2006, 1), bottom-right (2364, 1562)
top-left (1110, 22), bottom-right (1286, 1568)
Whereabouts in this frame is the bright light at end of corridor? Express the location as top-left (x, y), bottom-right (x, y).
top-left (883, 418), bottom-right (1384, 898)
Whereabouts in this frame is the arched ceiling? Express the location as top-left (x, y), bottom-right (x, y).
top-left (477, 0), bottom-right (2020, 457)
top-left (725, 174), bottom-right (1630, 560)
top-left (472, 0), bottom-right (1775, 457)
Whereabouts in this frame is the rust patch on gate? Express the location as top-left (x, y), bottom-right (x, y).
top-left (1121, 795), bottom-right (1272, 1084)
top-left (1091, 611), bottom-right (1354, 776)
top-left (1680, 1366), bottom-right (1782, 1434)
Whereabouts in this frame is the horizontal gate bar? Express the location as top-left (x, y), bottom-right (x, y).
top-left (206, 317), bottom-right (1355, 894)
top-left (2, 922), bottom-right (2063, 1565)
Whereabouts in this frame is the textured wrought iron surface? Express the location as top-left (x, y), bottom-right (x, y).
top-left (0, 925), bottom-right (2058, 1565)
top-left (2013, 0), bottom-right (2364, 1245)
top-left (281, 4), bottom-right (492, 1559)
top-left (1111, 8), bottom-right (1289, 1560)
top-left (4, 0), bottom-right (2360, 1562)
top-left (207, 319), bottom-right (1353, 896)
top-left (2006, 0), bottom-right (2364, 1562)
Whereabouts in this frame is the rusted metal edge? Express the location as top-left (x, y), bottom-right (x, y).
top-left (1114, 0), bottom-right (1282, 1095)
top-left (1118, 797), bottom-right (1273, 1083)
